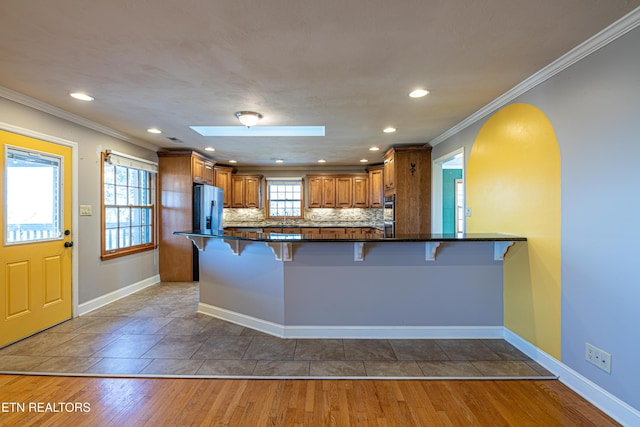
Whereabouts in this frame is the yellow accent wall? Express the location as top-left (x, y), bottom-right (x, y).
top-left (466, 104), bottom-right (561, 359)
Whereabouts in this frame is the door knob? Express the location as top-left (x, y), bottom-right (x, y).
top-left (64, 241), bottom-right (74, 248)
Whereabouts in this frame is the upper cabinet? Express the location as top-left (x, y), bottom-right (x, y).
top-left (307, 174), bottom-right (369, 208)
top-left (192, 155), bottom-right (214, 185)
top-left (383, 150), bottom-right (396, 195)
top-left (308, 176), bottom-right (335, 208)
top-left (231, 174), bottom-right (262, 208)
top-left (367, 165), bottom-right (383, 208)
top-left (214, 165), bottom-right (234, 207)
top-left (353, 175), bottom-right (369, 208)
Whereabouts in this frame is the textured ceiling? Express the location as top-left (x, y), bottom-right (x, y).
top-left (1, 1), bottom-right (638, 166)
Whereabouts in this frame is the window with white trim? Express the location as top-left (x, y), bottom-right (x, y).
top-left (101, 151), bottom-right (157, 260)
top-left (266, 179), bottom-right (304, 218)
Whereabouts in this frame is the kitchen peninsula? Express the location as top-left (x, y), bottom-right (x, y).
top-left (175, 229), bottom-right (526, 339)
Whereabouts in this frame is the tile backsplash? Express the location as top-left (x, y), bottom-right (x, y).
top-left (224, 207), bottom-right (383, 225)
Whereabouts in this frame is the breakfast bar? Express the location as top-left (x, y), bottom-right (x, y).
top-left (175, 230), bottom-right (526, 339)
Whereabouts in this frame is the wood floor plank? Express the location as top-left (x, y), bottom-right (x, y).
top-left (0, 375), bottom-right (621, 426)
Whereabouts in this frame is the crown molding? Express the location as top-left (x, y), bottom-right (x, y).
top-left (429, 6), bottom-right (640, 147)
top-left (0, 86), bottom-right (157, 151)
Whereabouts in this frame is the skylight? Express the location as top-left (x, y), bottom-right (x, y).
top-left (190, 126), bottom-right (325, 137)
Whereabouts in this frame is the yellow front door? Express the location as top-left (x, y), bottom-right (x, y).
top-left (0, 130), bottom-right (73, 347)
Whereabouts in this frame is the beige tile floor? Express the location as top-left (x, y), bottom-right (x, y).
top-left (0, 282), bottom-right (555, 378)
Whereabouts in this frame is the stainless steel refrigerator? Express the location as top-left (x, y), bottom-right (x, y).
top-left (193, 184), bottom-right (224, 234)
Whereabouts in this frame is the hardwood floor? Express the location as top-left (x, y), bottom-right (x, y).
top-left (0, 375), bottom-right (619, 426)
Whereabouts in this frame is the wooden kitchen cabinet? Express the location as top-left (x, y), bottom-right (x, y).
top-left (307, 174), bottom-right (368, 208)
top-left (383, 150), bottom-right (396, 195)
top-left (336, 177), bottom-right (353, 208)
top-left (307, 175), bottom-right (336, 208)
top-left (214, 165), bottom-right (234, 207)
top-left (367, 165), bottom-right (384, 207)
top-left (384, 145), bottom-right (432, 234)
top-left (231, 174), bottom-right (262, 208)
top-left (157, 150), bottom-right (216, 282)
top-left (192, 155), bottom-right (214, 185)
top-left (353, 175), bottom-right (369, 208)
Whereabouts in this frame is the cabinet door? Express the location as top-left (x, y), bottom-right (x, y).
top-left (383, 153), bottom-right (395, 193)
top-left (192, 157), bottom-right (205, 183)
top-left (244, 176), bottom-right (261, 208)
top-left (322, 177), bottom-right (336, 208)
top-left (231, 176), bottom-right (245, 208)
top-left (336, 177), bottom-right (353, 208)
top-left (214, 167), bottom-right (232, 207)
top-left (204, 162), bottom-right (214, 185)
top-left (368, 168), bottom-right (383, 207)
top-left (307, 177), bottom-right (323, 208)
top-left (353, 176), bottom-right (369, 208)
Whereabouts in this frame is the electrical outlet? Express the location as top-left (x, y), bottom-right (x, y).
top-left (465, 206), bottom-right (472, 217)
top-left (585, 342), bottom-right (611, 374)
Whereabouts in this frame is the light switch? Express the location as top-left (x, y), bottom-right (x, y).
top-left (80, 205), bottom-right (93, 216)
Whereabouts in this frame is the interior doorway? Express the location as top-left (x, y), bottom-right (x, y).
top-left (432, 148), bottom-right (464, 234)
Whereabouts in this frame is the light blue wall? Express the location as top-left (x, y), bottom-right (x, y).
top-left (433, 24), bottom-right (640, 411)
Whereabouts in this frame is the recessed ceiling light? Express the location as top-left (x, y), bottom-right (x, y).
top-left (359, 158), bottom-right (369, 163)
top-left (409, 89), bottom-right (429, 98)
top-left (147, 128), bottom-right (162, 134)
top-left (369, 146), bottom-right (380, 151)
top-left (204, 147), bottom-right (215, 152)
top-left (229, 160), bottom-right (237, 164)
top-left (383, 127), bottom-right (396, 133)
top-left (70, 92), bottom-right (94, 101)
top-left (275, 159), bottom-right (284, 163)
top-left (317, 159), bottom-right (326, 163)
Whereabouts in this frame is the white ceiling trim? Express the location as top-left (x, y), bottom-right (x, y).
top-left (429, 6), bottom-right (640, 147)
top-left (0, 86), bottom-right (157, 151)
top-left (2, 6), bottom-right (639, 153)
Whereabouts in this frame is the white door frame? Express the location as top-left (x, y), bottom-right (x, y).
top-left (1, 122), bottom-right (79, 317)
top-left (432, 147), bottom-right (465, 234)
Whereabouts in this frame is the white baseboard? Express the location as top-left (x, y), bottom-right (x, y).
top-left (77, 275), bottom-right (160, 316)
top-left (504, 328), bottom-right (640, 427)
top-left (197, 302), bottom-right (504, 339)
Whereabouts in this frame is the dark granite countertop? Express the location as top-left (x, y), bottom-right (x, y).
top-left (174, 229), bottom-right (526, 243)
top-left (224, 222), bottom-right (382, 229)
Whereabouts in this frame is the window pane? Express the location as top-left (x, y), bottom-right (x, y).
top-left (131, 208), bottom-right (141, 226)
top-left (105, 229), bottom-right (118, 250)
top-left (131, 227), bottom-right (141, 246)
top-left (139, 171), bottom-right (149, 188)
top-left (104, 184), bottom-right (115, 204)
top-left (119, 207), bottom-right (130, 226)
top-left (128, 168), bottom-right (139, 186)
top-left (104, 163), bottom-right (115, 184)
top-left (5, 147), bottom-right (62, 244)
top-left (105, 207), bottom-right (118, 228)
top-left (141, 208), bottom-right (152, 225)
top-left (119, 228), bottom-right (131, 248)
top-left (140, 188), bottom-right (150, 205)
top-left (115, 166), bottom-right (128, 185)
top-left (128, 187), bottom-right (139, 205)
top-left (116, 186), bottom-right (127, 205)
top-left (141, 226), bottom-right (151, 244)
